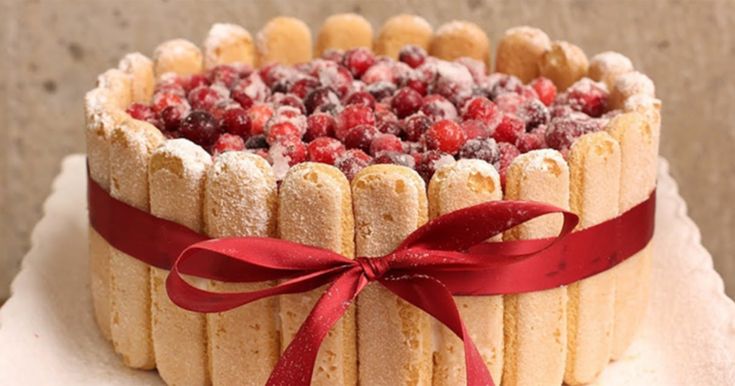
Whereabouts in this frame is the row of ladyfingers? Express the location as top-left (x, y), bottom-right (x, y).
top-left (85, 13), bottom-right (661, 386)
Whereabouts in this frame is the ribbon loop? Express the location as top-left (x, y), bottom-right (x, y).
top-left (356, 256), bottom-right (390, 281)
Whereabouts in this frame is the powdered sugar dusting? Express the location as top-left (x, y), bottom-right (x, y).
top-left (615, 71), bottom-right (655, 97)
top-left (590, 51), bottom-right (633, 75)
top-left (205, 23), bottom-right (251, 50)
top-left (523, 149), bottom-right (566, 172)
top-left (155, 138), bottom-right (212, 178)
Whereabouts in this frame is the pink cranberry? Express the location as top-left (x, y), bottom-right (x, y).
top-left (565, 79), bottom-right (608, 118)
top-left (336, 105), bottom-right (376, 141)
top-left (432, 62), bottom-right (474, 106)
top-left (247, 103), bottom-right (274, 135)
top-left (269, 137), bottom-right (307, 166)
top-left (373, 151), bottom-right (416, 168)
top-left (152, 92), bottom-right (187, 115)
top-left (455, 57), bottom-right (487, 83)
top-left (415, 150), bottom-right (451, 183)
top-left (462, 96), bottom-right (499, 124)
top-left (492, 114), bottom-right (525, 144)
top-left (289, 77), bottom-right (319, 99)
top-left (160, 104), bottom-right (190, 131)
top-left (231, 73), bottom-right (270, 102)
top-left (402, 114), bottom-right (432, 142)
top-left (460, 120), bottom-right (491, 140)
top-left (517, 98), bottom-right (549, 130)
top-left (406, 78), bottom-right (428, 96)
top-left (494, 92), bottom-right (525, 115)
top-left (305, 113), bottom-right (336, 141)
top-left (272, 93), bottom-right (306, 114)
top-left (220, 107), bottom-right (251, 137)
top-left (336, 149), bottom-right (373, 180)
top-left (458, 138), bottom-right (499, 163)
top-left (266, 121), bottom-right (302, 145)
top-left (209, 65), bottom-right (240, 88)
top-left (370, 133), bottom-right (403, 156)
top-left (516, 126), bottom-right (547, 153)
top-left (321, 49), bottom-right (344, 62)
top-left (304, 87), bottom-right (340, 114)
top-left (495, 142), bottom-right (521, 187)
top-left (488, 73), bottom-right (524, 99)
top-left (398, 45), bottom-right (427, 69)
top-left (391, 87), bottom-right (423, 118)
top-left (231, 89), bottom-right (254, 110)
top-left (179, 110), bottom-right (221, 147)
top-left (344, 124), bottom-right (379, 153)
top-left (345, 91), bottom-right (377, 110)
top-left (126, 103), bottom-right (155, 121)
top-left (342, 48), bottom-right (375, 78)
top-left (361, 62), bottom-right (395, 84)
top-left (155, 74), bottom-right (186, 94)
top-left (188, 85), bottom-right (224, 111)
top-left (424, 119), bottom-right (467, 155)
top-left (307, 137), bottom-right (346, 165)
top-left (531, 77), bottom-right (557, 106)
top-left (545, 117), bottom-right (602, 150)
top-left (212, 133), bottom-right (245, 156)
top-left (378, 120), bottom-right (402, 137)
top-left (184, 74), bottom-right (210, 92)
top-left (420, 94), bottom-right (458, 121)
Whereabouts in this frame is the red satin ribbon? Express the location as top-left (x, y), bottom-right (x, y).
top-left (87, 169), bottom-right (655, 386)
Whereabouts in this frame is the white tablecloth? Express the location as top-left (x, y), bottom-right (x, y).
top-left (0, 154), bottom-right (733, 385)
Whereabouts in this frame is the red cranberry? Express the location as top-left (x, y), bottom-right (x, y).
top-left (247, 103), bottom-right (274, 135)
top-left (415, 150), bottom-right (452, 183)
top-left (126, 103), bottom-right (156, 121)
top-left (320, 65), bottom-right (354, 98)
top-left (531, 77), bottom-right (557, 106)
top-left (366, 81), bottom-right (397, 101)
top-left (160, 104), bottom-right (190, 131)
top-left (398, 45), bottom-right (427, 69)
top-left (459, 138), bottom-right (500, 163)
top-left (460, 120), bottom-right (491, 140)
top-left (432, 62), bottom-right (474, 106)
top-left (273, 93), bottom-right (306, 114)
top-left (155, 74), bottom-right (186, 95)
top-left (420, 94), bottom-right (458, 121)
top-left (545, 117), bottom-right (602, 150)
top-left (231, 89), bottom-right (254, 110)
top-left (361, 62), bottom-right (395, 84)
top-left (321, 49), bottom-right (344, 62)
top-left (373, 151), bottom-right (416, 168)
top-left (259, 64), bottom-right (291, 88)
top-left (462, 96), bottom-right (499, 124)
top-left (517, 99), bottom-right (550, 130)
top-left (209, 65), bottom-right (240, 88)
top-left (495, 142), bottom-right (521, 187)
top-left (305, 113), bottom-right (336, 141)
top-left (455, 57), bottom-right (487, 83)
top-left (307, 137), bottom-right (346, 165)
top-left (342, 48), bottom-right (375, 78)
top-left (289, 77), bottom-right (319, 99)
top-left (336, 149), bottom-right (373, 180)
top-left (231, 73), bottom-right (270, 102)
top-left (188, 85), bottom-right (224, 111)
top-left (184, 74), bottom-right (210, 92)
top-left (402, 114), bottom-right (432, 142)
top-left (344, 124), bottom-right (379, 153)
top-left (152, 92), bottom-right (187, 115)
top-left (304, 87), bottom-right (340, 114)
top-left (336, 105), bottom-right (376, 141)
top-left (212, 133), bottom-right (245, 156)
top-left (488, 73), bottom-right (524, 99)
top-left (516, 126), bottom-right (547, 153)
top-left (179, 110), bottom-right (221, 147)
top-left (345, 91), bottom-right (376, 110)
top-left (391, 87), bottom-right (423, 118)
top-left (565, 79), bottom-right (609, 118)
top-left (406, 78), bottom-right (428, 96)
top-left (220, 107), bottom-right (251, 137)
top-left (266, 121), bottom-right (302, 145)
top-left (269, 137), bottom-right (307, 166)
top-left (424, 119), bottom-right (467, 155)
top-left (245, 134), bottom-right (268, 149)
top-left (492, 114), bottom-right (525, 144)
top-left (370, 133), bottom-right (403, 156)
top-left (494, 92), bottom-right (525, 115)
top-left (378, 120), bottom-right (402, 137)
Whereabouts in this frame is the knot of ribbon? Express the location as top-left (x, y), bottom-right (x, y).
top-left (87, 168), bottom-right (655, 386)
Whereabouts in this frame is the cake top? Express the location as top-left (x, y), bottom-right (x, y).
top-left (124, 44), bottom-right (619, 185)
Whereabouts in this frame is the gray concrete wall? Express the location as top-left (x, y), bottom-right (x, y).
top-left (1, 0), bottom-right (734, 299)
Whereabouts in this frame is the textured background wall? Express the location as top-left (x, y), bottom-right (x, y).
top-left (1, 0), bottom-right (734, 300)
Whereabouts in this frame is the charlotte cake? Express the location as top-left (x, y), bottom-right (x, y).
top-left (85, 13), bottom-right (660, 385)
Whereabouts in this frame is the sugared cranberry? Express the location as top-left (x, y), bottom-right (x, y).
top-left (304, 87), bottom-right (340, 114)
top-left (545, 117), bottom-right (602, 151)
top-left (305, 113), bottom-right (336, 141)
top-left (336, 149), bottom-right (372, 180)
top-left (432, 62), bottom-right (474, 106)
top-left (391, 87), bottom-right (423, 118)
top-left (155, 74), bottom-right (186, 95)
top-left (152, 92), bottom-right (187, 115)
top-left (420, 94), bottom-right (458, 121)
top-left (460, 120), bottom-right (491, 140)
top-left (462, 97), bottom-right (499, 124)
top-left (342, 48), bottom-right (375, 78)
top-left (160, 104), bottom-right (190, 131)
top-left (209, 65), bottom-right (240, 88)
top-left (266, 121), bottom-right (302, 145)
top-left (516, 126), bottom-right (547, 153)
top-left (378, 120), bottom-right (402, 137)
top-left (531, 77), bottom-right (557, 106)
top-left (373, 151), bottom-right (416, 168)
top-left (289, 77), bottom-right (319, 99)
top-left (402, 114), bottom-right (432, 142)
top-left (488, 73), bottom-right (524, 99)
top-left (321, 49), bottom-right (344, 63)
top-left (212, 133), bottom-right (245, 156)
top-left (269, 137), bottom-right (307, 166)
top-left (336, 105), bottom-right (375, 141)
top-left (517, 99), bottom-right (549, 130)
top-left (126, 103), bottom-right (156, 121)
top-left (344, 124), bottom-right (379, 153)
top-left (366, 81), bottom-right (397, 101)
top-left (495, 142), bottom-right (521, 186)
top-left (415, 150), bottom-right (452, 183)
top-left (220, 107), bottom-right (251, 137)
top-left (273, 93), bottom-right (306, 114)
top-left (492, 114), bottom-right (525, 144)
top-left (247, 103), bottom-right (274, 136)
top-left (231, 73), bottom-right (270, 102)
top-left (459, 138), bottom-right (500, 164)
top-left (398, 45), bottom-right (427, 69)
top-left (361, 62), bottom-right (395, 84)
top-left (564, 79), bottom-right (608, 118)
top-left (455, 57), bottom-right (487, 83)
top-left (230, 89), bottom-right (254, 110)
top-left (345, 91), bottom-right (376, 110)
top-left (307, 137), bottom-right (346, 165)
top-left (179, 110), bottom-right (221, 147)
top-left (424, 119), bottom-right (467, 155)
top-left (494, 92), bottom-right (525, 115)
top-left (184, 74), bottom-right (210, 92)
top-left (370, 133), bottom-right (403, 156)
top-left (405, 78), bottom-right (428, 96)
top-left (245, 134), bottom-right (268, 149)
top-left (188, 85), bottom-right (224, 111)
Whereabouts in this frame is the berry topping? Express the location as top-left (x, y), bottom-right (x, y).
top-left (342, 47), bottom-right (375, 78)
top-left (247, 103), bottom-right (274, 135)
top-left (269, 137), bottom-right (307, 166)
top-left (188, 85), bottom-right (225, 111)
top-left (160, 104), bottom-right (190, 131)
top-left (492, 114), bottom-right (525, 144)
top-left (460, 119), bottom-right (491, 140)
top-left (391, 87), bottom-right (423, 118)
top-left (516, 126), bottom-right (548, 153)
top-left (370, 133), bottom-right (403, 156)
top-left (344, 124), bottom-right (379, 153)
top-left (304, 87), bottom-right (340, 114)
top-left (336, 149), bottom-right (372, 180)
top-left (305, 113), bottom-right (336, 141)
top-left (220, 107), bottom-right (251, 137)
top-left (266, 121), bottom-right (301, 145)
top-left (415, 150), bottom-right (454, 183)
top-left (402, 114), bottom-right (432, 142)
top-left (545, 116), bottom-right (603, 151)
top-left (212, 133), bottom-right (245, 156)
top-left (530, 77), bottom-right (557, 106)
top-left (127, 103), bottom-right (156, 121)
top-left (179, 110), bottom-right (220, 147)
top-left (336, 105), bottom-right (376, 141)
top-left (517, 98), bottom-right (550, 130)
top-left (424, 119), bottom-right (467, 155)
top-left (245, 134), bottom-right (268, 149)
top-left (459, 138), bottom-right (500, 164)
top-left (462, 96), bottom-right (499, 124)
top-left (374, 151), bottom-right (416, 168)
top-left (420, 94), bottom-right (458, 121)
top-left (345, 91), bottom-right (377, 110)
top-left (495, 142), bottom-right (521, 186)
top-left (307, 137), bottom-right (346, 165)
top-left (563, 78), bottom-right (609, 118)
top-left (398, 45), bottom-right (427, 69)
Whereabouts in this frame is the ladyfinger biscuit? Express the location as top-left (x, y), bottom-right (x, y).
top-left (352, 165), bottom-right (432, 386)
top-left (588, 51), bottom-right (633, 91)
top-left (278, 163), bottom-right (357, 385)
top-left (204, 152), bottom-right (279, 386)
top-left (565, 132), bottom-right (621, 384)
top-left (503, 149), bottom-right (570, 386)
top-left (539, 41), bottom-right (589, 91)
top-left (118, 52), bottom-right (155, 103)
top-left (609, 71), bottom-right (655, 110)
top-left (149, 139), bottom-right (212, 386)
top-left (374, 14), bottom-right (433, 59)
top-left (429, 159), bottom-right (504, 385)
top-left (153, 39), bottom-right (203, 78)
top-left (85, 87), bottom-right (127, 341)
top-left (96, 68), bottom-right (132, 109)
top-left (109, 118), bottom-right (165, 369)
top-left (430, 21), bottom-right (490, 67)
top-left (315, 13), bottom-right (373, 56)
top-left (204, 23), bottom-right (256, 69)
top-left (604, 112), bottom-right (658, 360)
top-left (495, 26), bottom-right (551, 83)
top-left (256, 16), bottom-right (312, 67)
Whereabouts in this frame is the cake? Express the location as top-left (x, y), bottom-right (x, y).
top-left (85, 13), bottom-right (660, 386)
